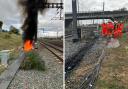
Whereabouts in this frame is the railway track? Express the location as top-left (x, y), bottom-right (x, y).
top-left (39, 41), bottom-right (63, 62)
top-left (65, 37), bottom-right (106, 89)
top-left (65, 34), bottom-right (72, 38)
top-left (0, 40), bottom-right (63, 89)
top-left (79, 49), bottom-right (105, 89)
top-left (43, 40), bottom-right (63, 48)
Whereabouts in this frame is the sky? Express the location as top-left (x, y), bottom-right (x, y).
top-left (65, 0), bottom-right (128, 24)
top-left (1, 0), bottom-right (128, 35)
top-left (0, 0), bottom-right (63, 37)
top-left (65, 0), bottom-right (128, 12)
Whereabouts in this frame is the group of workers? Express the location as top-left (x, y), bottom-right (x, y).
top-left (99, 21), bottom-right (124, 38)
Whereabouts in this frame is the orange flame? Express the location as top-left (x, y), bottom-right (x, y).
top-left (24, 40), bottom-right (33, 52)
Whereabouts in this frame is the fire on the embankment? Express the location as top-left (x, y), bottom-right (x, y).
top-left (18, 0), bottom-right (48, 52)
top-left (23, 40), bottom-right (33, 52)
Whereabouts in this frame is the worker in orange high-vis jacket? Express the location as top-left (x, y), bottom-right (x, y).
top-left (101, 23), bottom-right (108, 36)
top-left (107, 21), bottom-right (114, 37)
top-left (118, 22), bottom-right (124, 37)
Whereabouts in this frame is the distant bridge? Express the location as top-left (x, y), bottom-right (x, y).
top-left (65, 10), bottom-right (128, 20)
top-left (65, 10), bottom-right (128, 27)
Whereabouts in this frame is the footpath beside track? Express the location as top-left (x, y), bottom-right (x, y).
top-left (0, 52), bottom-right (25, 89)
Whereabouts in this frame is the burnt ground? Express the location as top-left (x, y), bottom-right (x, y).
top-left (65, 38), bottom-right (106, 89)
top-left (65, 35), bottom-right (96, 70)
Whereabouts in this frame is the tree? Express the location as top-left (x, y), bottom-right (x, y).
top-left (9, 26), bottom-right (19, 35)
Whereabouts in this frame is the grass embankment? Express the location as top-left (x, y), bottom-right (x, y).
top-left (0, 32), bottom-right (22, 50)
top-left (0, 32), bottom-right (22, 74)
top-left (20, 51), bottom-right (45, 71)
top-left (96, 39), bottom-right (128, 89)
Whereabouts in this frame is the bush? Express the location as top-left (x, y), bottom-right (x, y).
top-left (0, 65), bottom-right (6, 74)
top-left (20, 51), bottom-right (45, 71)
top-left (9, 26), bottom-right (19, 35)
top-left (4, 34), bottom-right (11, 39)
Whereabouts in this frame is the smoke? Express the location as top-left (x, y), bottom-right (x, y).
top-left (0, 21), bottom-right (3, 29)
top-left (18, 0), bottom-right (48, 42)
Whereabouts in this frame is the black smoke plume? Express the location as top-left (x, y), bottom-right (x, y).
top-left (18, 0), bottom-right (48, 42)
top-left (0, 21), bottom-right (3, 29)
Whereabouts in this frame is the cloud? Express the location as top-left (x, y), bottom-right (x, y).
top-left (0, 0), bottom-right (63, 35)
top-left (65, 0), bottom-right (128, 12)
top-left (65, 0), bottom-right (128, 25)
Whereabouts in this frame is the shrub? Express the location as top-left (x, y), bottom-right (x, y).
top-left (4, 34), bottom-right (11, 39)
top-left (20, 51), bottom-right (45, 71)
top-left (9, 26), bottom-right (19, 35)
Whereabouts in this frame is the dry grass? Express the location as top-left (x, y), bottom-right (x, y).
top-left (0, 32), bottom-right (22, 50)
top-left (96, 39), bottom-right (128, 89)
top-left (0, 64), bottom-right (6, 75)
top-left (0, 32), bottom-right (22, 74)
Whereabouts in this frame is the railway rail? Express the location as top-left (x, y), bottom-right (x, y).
top-left (65, 36), bottom-right (105, 89)
top-left (65, 34), bottom-right (72, 38)
top-left (79, 49), bottom-right (105, 89)
top-left (43, 40), bottom-right (63, 48)
top-left (0, 40), bottom-right (63, 89)
top-left (39, 41), bottom-right (63, 62)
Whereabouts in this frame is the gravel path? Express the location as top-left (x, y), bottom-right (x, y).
top-left (8, 45), bottom-right (63, 89)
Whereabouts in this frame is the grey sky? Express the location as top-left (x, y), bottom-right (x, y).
top-left (1, 0), bottom-right (127, 30)
top-left (0, 0), bottom-right (63, 32)
top-left (65, 0), bottom-right (128, 24)
top-left (65, 0), bottom-right (128, 12)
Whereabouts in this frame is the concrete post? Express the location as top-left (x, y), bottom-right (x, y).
top-left (0, 50), bottom-right (10, 67)
top-left (72, 0), bottom-right (78, 42)
top-left (0, 28), bottom-right (2, 32)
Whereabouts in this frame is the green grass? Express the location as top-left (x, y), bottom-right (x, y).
top-left (20, 51), bottom-right (45, 71)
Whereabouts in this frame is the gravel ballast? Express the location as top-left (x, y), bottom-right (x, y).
top-left (8, 46), bottom-right (63, 89)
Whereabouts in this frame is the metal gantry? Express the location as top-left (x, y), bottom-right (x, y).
top-left (44, 2), bottom-right (63, 20)
top-left (41, 3), bottom-right (63, 9)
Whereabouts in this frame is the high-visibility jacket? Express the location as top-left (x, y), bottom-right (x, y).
top-left (107, 22), bottom-right (114, 36)
top-left (116, 23), bottom-right (123, 37)
top-left (101, 23), bottom-right (107, 36)
top-left (113, 23), bottom-right (124, 38)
